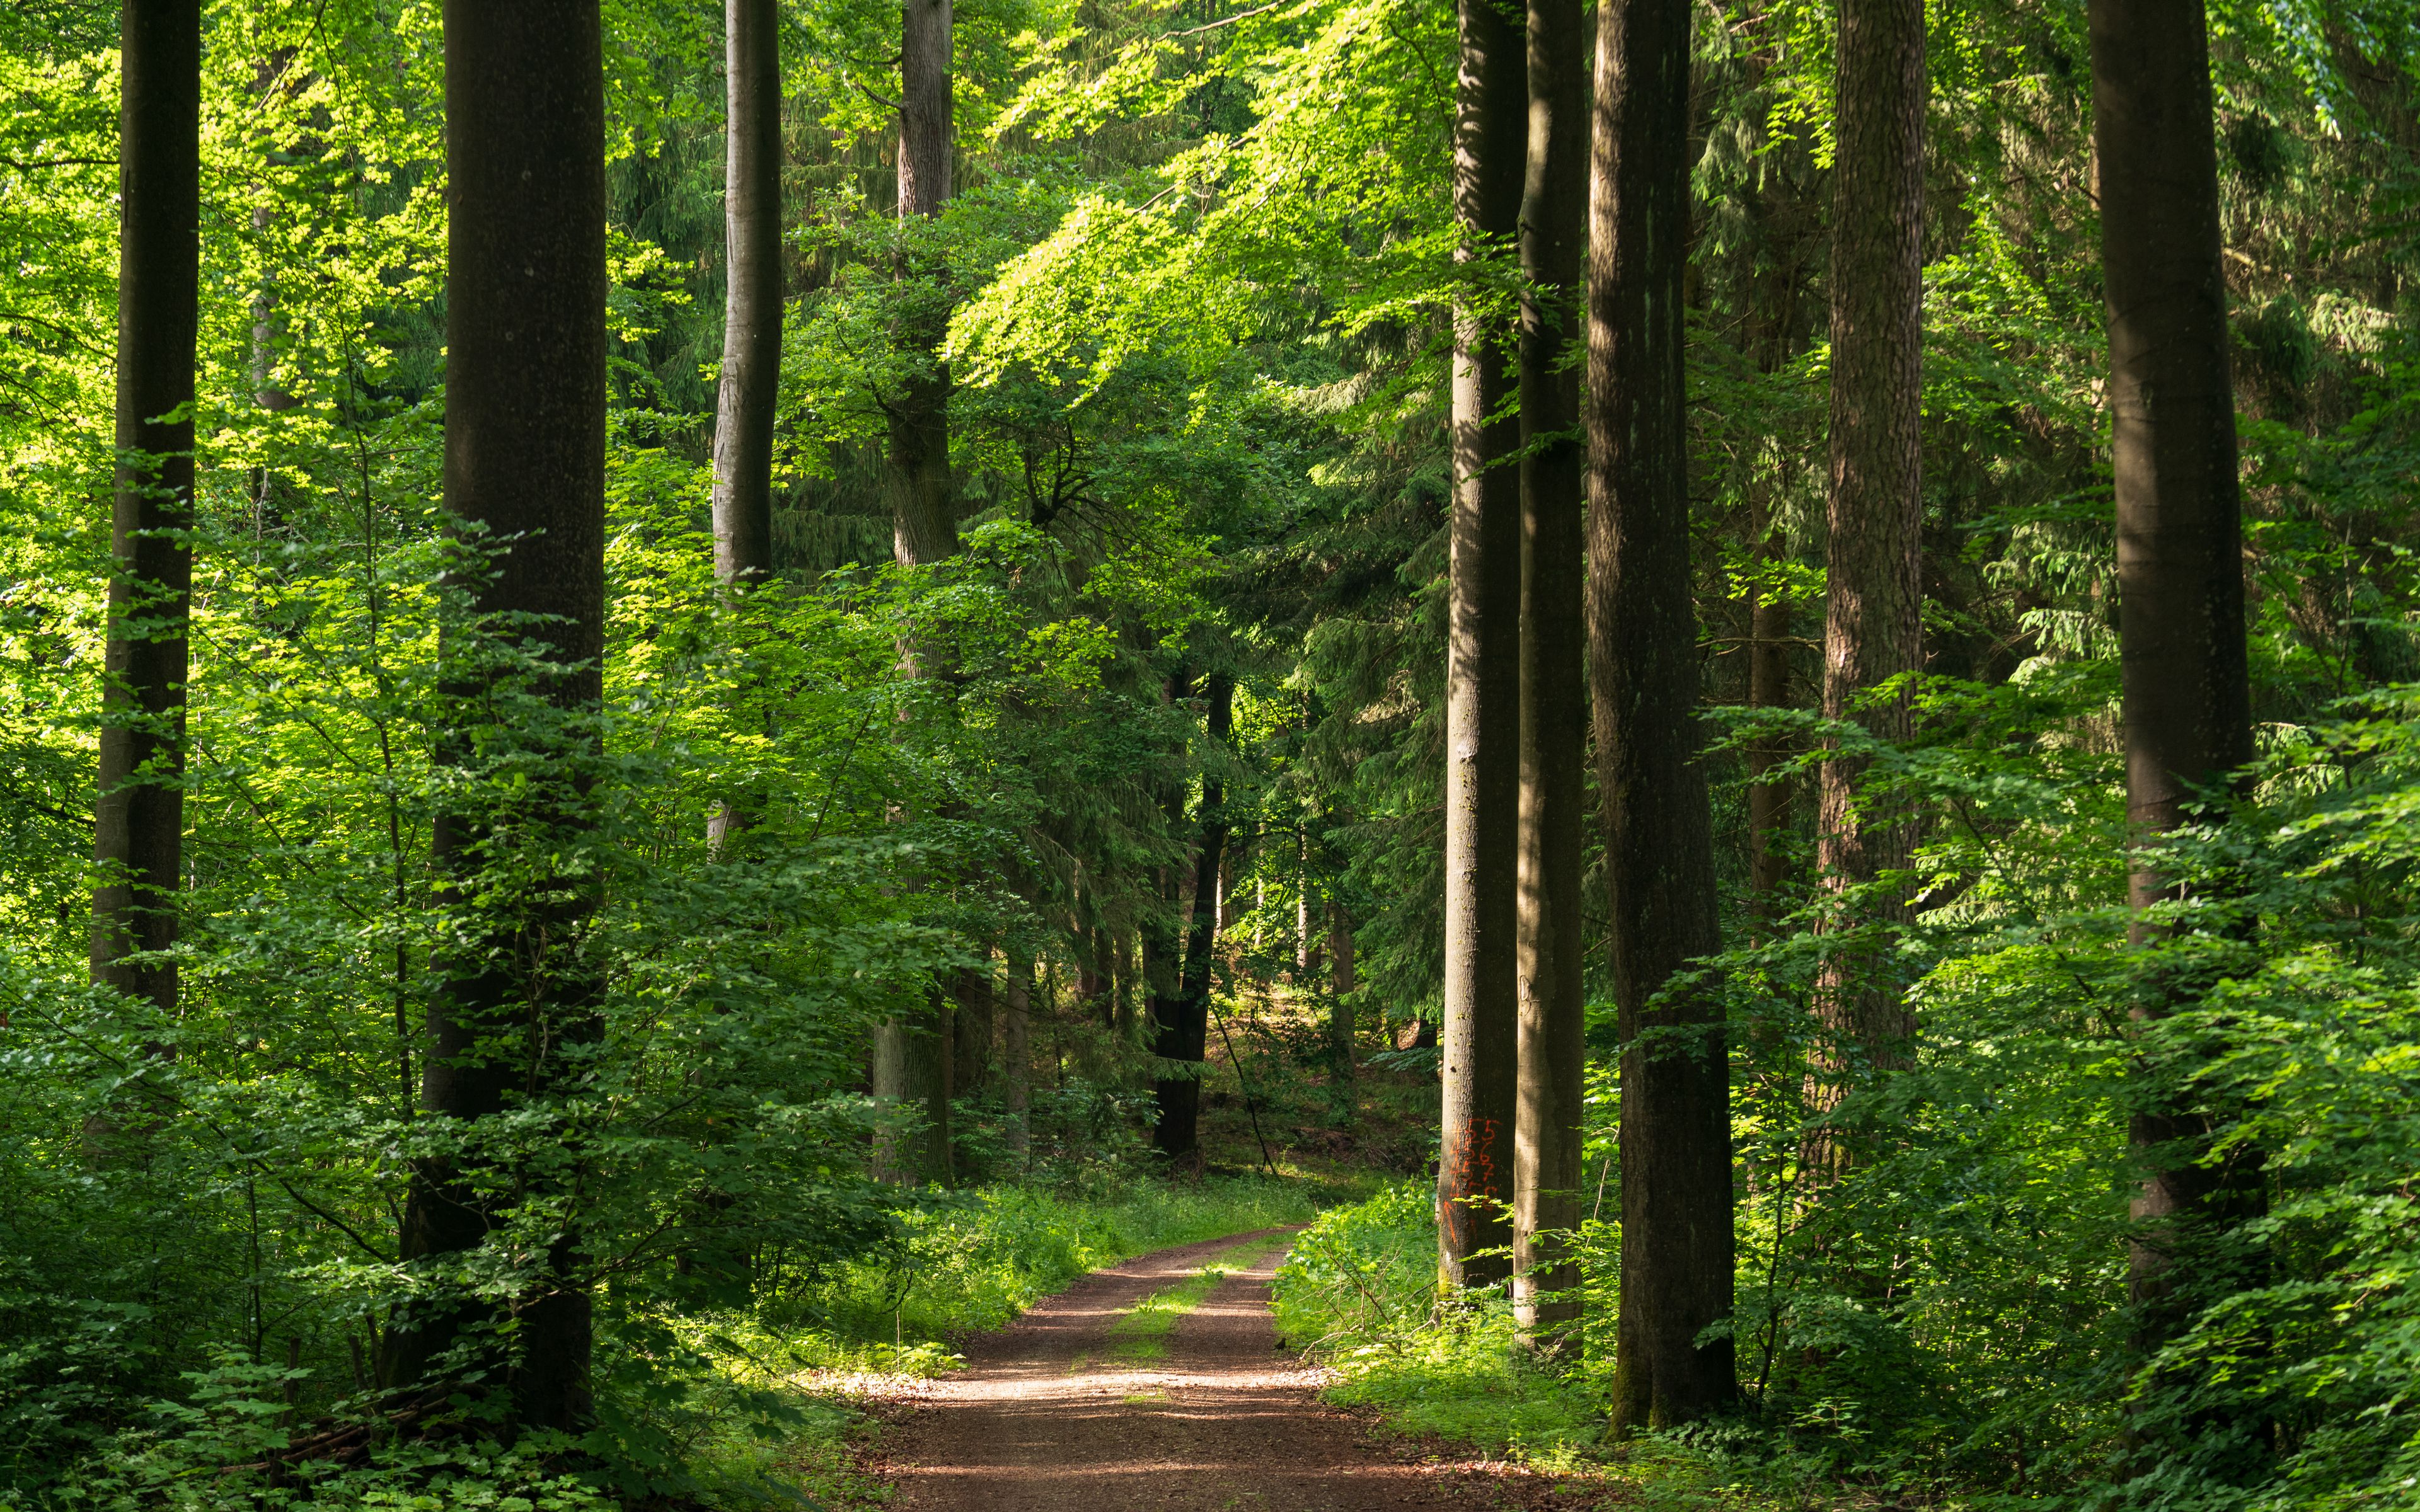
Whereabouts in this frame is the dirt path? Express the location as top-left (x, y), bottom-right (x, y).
top-left (865, 1228), bottom-right (1511, 1511)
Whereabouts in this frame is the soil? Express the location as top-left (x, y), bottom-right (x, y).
top-left (859, 1228), bottom-right (1601, 1511)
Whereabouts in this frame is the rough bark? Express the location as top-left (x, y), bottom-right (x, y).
top-left (712, 0), bottom-right (781, 587)
top-left (1811, 0), bottom-right (1926, 1152)
top-left (91, 0), bottom-right (199, 1022)
top-left (2088, 0), bottom-right (2266, 1438)
top-left (1590, 0), bottom-right (1736, 1431)
top-left (1438, 0), bottom-right (1524, 1296)
top-left (952, 963), bottom-right (994, 1097)
top-left (1155, 673), bottom-right (1235, 1166)
top-left (1511, 0), bottom-right (1589, 1353)
top-left (387, 0), bottom-right (608, 1436)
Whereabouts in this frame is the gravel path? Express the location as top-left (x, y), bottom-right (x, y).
top-left (868, 1228), bottom-right (1509, 1511)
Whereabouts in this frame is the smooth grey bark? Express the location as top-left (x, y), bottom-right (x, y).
top-left (388, 0), bottom-right (608, 1436)
top-left (712, 0), bottom-right (781, 586)
top-left (870, 0), bottom-right (960, 1185)
top-left (1511, 0), bottom-right (1588, 1353)
top-left (1591, 0), bottom-right (1736, 1431)
top-left (1438, 0), bottom-right (1524, 1296)
top-left (91, 0), bottom-right (199, 1023)
top-left (1810, 0), bottom-right (1926, 1164)
top-left (2088, 0), bottom-right (2265, 1447)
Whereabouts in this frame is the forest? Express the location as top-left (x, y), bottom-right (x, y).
top-left (5, 0), bottom-right (2420, 1507)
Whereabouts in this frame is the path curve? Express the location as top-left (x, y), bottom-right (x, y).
top-left (868, 1228), bottom-right (1497, 1510)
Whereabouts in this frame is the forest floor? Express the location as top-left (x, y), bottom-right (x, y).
top-left (846, 1227), bottom-right (1620, 1511)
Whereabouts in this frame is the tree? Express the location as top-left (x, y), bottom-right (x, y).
top-left (869, 0), bottom-right (960, 1186)
top-left (1155, 671), bottom-right (1235, 1166)
top-left (384, 0), bottom-right (608, 1435)
top-left (1589, 0), bottom-right (1736, 1431)
top-left (91, 0), bottom-right (199, 1023)
top-left (1809, 0), bottom-right (1925, 1160)
top-left (1511, 0), bottom-right (1587, 1350)
top-left (712, 0), bottom-right (781, 588)
top-left (1437, 0), bottom-right (1524, 1295)
top-left (2087, 0), bottom-right (2264, 1458)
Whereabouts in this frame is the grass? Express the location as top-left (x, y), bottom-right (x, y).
top-left (1105, 1234), bottom-right (1293, 1363)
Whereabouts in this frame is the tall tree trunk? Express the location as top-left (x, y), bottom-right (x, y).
top-left (870, 0), bottom-right (961, 1181)
top-left (888, 0), bottom-right (954, 564)
top-left (1745, 486), bottom-right (1793, 925)
top-left (2089, 0), bottom-right (2265, 1455)
top-left (1156, 673), bottom-right (1235, 1167)
top-left (1591, 0), bottom-right (1736, 1431)
top-left (1003, 950), bottom-right (1032, 1163)
top-left (91, 0), bottom-right (199, 1026)
top-left (1809, 0), bottom-right (1925, 1160)
top-left (712, 0), bottom-right (782, 588)
top-left (1512, 0), bottom-right (1588, 1353)
top-left (388, 0), bottom-right (607, 1436)
top-left (1438, 0), bottom-right (1524, 1295)
top-left (952, 961), bottom-right (993, 1097)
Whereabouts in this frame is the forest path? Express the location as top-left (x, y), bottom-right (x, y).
top-left (863, 1227), bottom-right (1510, 1511)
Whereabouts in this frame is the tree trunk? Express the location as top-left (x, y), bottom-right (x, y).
top-left (712, 0), bottom-right (781, 587)
top-left (388, 0), bottom-right (607, 1436)
top-left (91, 0), bottom-right (199, 1025)
top-left (1591, 0), bottom-right (1736, 1431)
top-left (2088, 0), bottom-right (2265, 1452)
top-left (952, 962), bottom-right (993, 1097)
top-left (1156, 673), bottom-right (1235, 1167)
top-left (1511, 0), bottom-right (1589, 1354)
top-left (888, 0), bottom-right (954, 564)
top-left (1809, 0), bottom-right (1925, 1159)
top-left (1438, 0), bottom-right (1524, 1295)
top-left (1327, 898), bottom-right (1356, 1084)
top-left (1003, 950), bottom-right (1032, 1163)
top-left (1745, 486), bottom-right (1793, 925)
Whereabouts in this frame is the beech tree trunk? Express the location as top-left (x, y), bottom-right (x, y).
top-left (1810, 0), bottom-right (1925, 1157)
top-left (1438, 0), bottom-right (1524, 1295)
top-left (888, 0), bottom-right (954, 564)
top-left (91, 0), bottom-right (199, 1024)
top-left (1590, 0), bottom-right (1736, 1431)
top-left (712, 0), bottom-right (781, 587)
top-left (1155, 673), bottom-right (1235, 1167)
top-left (1511, 0), bottom-right (1588, 1352)
top-left (2088, 0), bottom-right (2265, 1444)
top-left (870, 0), bottom-right (960, 1181)
top-left (388, 0), bottom-right (607, 1436)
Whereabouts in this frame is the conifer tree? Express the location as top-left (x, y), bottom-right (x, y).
top-left (1589, 0), bottom-right (1735, 1431)
top-left (1437, 0), bottom-right (1524, 1293)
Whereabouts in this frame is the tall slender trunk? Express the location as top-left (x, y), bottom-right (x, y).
top-left (712, 0), bottom-right (782, 588)
top-left (888, 0), bottom-right (954, 563)
top-left (1591, 0), bottom-right (1736, 1431)
top-left (2089, 0), bottom-right (2264, 1458)
top-left (1810, 0), bottom-right (1925, 1159)
top-left (1438, 0), bottom-right (1524, 1295)
top-left (1745, 486), bottom-right (1793, 924)
top-left (952, 962), bottom-right (993, 1096)
top-left (1511, 0), bottom-right (1588, 1353)
top-left (871, 0), bottom-right (960, 1181)
top-left (388, 0), bottom-right (607, 1436)
top-left (1156, 673), bottom-right (1235, 1167)
top-left (91, 0), bottom-right (199, 1025)
top-left (1003, 950), bottom-right (1032, 1162)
